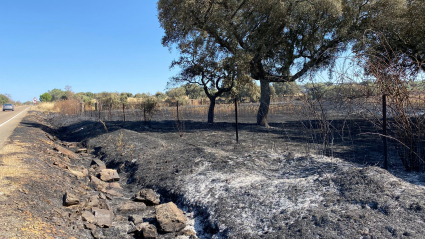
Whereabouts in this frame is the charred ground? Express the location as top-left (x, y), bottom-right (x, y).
top-left (48, 110), bottom-right (425, 238)
top-left (1, 110), bottom-right (424, 238)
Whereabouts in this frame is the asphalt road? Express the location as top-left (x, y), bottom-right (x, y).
top-left (0, 106), bottom-right (30, 149)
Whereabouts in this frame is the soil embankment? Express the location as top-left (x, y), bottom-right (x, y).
top-left (0, 111), bottom-right (197, 239)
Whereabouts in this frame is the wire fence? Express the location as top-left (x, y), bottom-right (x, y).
top-left (54, 95), bottom-right (425, 171)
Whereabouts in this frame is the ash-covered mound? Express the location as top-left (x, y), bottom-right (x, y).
top-left (83, 128), bottom-right (425, 238)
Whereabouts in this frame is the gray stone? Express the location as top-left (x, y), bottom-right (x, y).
top-left (136, 222), bottom-right (158, 239)
top-left (91, 158), bottom-right (106, 170)
top-left (92, 207), bottom-right (114, 228)
top-left (86, 195), bottom-right (99, 209)
top-left (104, 189), bottom-right (123, 197)
top-left (98, 169), bottom-right (120, 182)
top-left (129, 214), bottom-right (145, 224)
top-left (82, 211), bottom-right (96, 224)
top-left (91, 228), bottom-right (105, 239)
top-left (110, 221), bottom-right (136, 238)
top-left (97, 198), bottom-right (111, 211)
top-left (155, 202), bottom-right (187, 232)
top-left (117, 201), bottom-right (147, 213)
top-left (109, 182), bottom-right (122, 189)
top-left (134, 188), bottom-right (160, 205)
top-left (76, 148), bottom-right (88, 153)
top-left (53, 161), bottom-right (67, 169)
top-left (68, 167), bottom-right (88, 178)
top-left (99, 192), bottom-right (107, 200)
top-left (84, 223), bottom-right (96, 230)
top-left (63, 192), bottom-right (80, 206)
top-left (90, 175), bottom-right (108, 191)
top-left (54, 144), bottom-right (78, 159)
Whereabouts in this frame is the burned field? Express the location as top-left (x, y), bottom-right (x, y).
top-left (42, 102), bottom-right (425, 239)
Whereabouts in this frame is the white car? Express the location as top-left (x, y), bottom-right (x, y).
top-left (2, 103), bottom-right (14, 111)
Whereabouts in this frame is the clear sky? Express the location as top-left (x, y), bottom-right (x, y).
top-left (0, 0), bottom-right (179, 103)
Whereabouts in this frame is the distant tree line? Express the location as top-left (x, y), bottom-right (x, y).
top-left (40, 79), bottom-right (425, 107)
top-left (0, 93), bottom-right (23, 105)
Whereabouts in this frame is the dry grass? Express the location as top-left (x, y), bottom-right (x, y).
top-left (127, 97), bottom-right (143, 103)
top-left (0, 143), bottom-right (72, 238)
top-left (174, 103), bottom-right (302, 118)
top-left (117, 131), bottom-right (124, 150)
top-left (0, 143), bottom-right (32, 198)
top-left (54, 99), bottom-right (81, 115)
top-left (35, 102), bottom-right (57, 113)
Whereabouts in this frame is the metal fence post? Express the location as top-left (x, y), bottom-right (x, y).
top-left (235, 97), bottom-right (239, 143)
top-left (177, 101), bottom-right (179, 122)
top-left (383, 94), bottom-right (388, 170)
top-left (143, 102), bottom-right (146, 124)
top-left (123, 103), bottom-right (126, 122)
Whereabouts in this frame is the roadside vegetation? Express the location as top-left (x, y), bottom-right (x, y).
top-left (0, 93), bottom-right (27, 106)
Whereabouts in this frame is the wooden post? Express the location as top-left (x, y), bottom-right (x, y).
top-left (235, 97), bottom-right (239, 143)
top-left (383, 94), bottom-right (388, 170)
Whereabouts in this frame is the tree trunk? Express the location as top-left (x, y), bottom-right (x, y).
top-left (257, 80), bottom-right (271, 126)
top-left (208, 96), bottom-right (216, 123)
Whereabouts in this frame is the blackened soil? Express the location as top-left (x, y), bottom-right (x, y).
top-left (34, 111), bottom-right (425, 238)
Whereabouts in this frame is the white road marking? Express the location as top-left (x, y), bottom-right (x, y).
top-left (0, 107), bottom-right (30, 127)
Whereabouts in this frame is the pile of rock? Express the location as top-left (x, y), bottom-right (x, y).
top-left (61, 157), bottom-right (196, 239)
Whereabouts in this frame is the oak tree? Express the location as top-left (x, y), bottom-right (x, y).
top-left (170, 39), bottom-right (242, 123)
top-left (158, 0), bottom-right (394, 126)
top-left (354, 0), bottom-right (425, 76)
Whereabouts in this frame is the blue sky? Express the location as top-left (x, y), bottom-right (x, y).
top-left (0, 0), bottom-right (179, 102)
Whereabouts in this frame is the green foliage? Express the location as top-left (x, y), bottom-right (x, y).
top-left (74, 92), bottom-right (93, 103)
top-left (239, 83), bottom-right (261, 102)
top-left (301, 82), bottom-right (370, 101)
top-left (303, 83), bottom-right (329, 100)
top-left (85, 92), bottom-right (95, 98)
top-left (119, 93), bottom-right (129, 104)
top-left (184, 84), bottom-right (206, 99)
top-left (102, 93), bottom-right (120, 107)
top-left (121, 92), bottom-right (133, 98)
top-left (165, 87), bottom-right (187, 104)
top-left (354, 0), bottom-right (425, 75)
top-left (48, 88), bottom-right (67, 101)
top-left (39, 93), bottom-right (52, 102)
top-left (158, 0), bottom-right (393, 124)
top-left (0, 94), bottom-right (9, 105)
top-left (134, 93), bottom-right (150, 99)
top-left (154, 91), bottom-right (167, 101)
top-left (158, 0), bottom-right (394, 82)
top-left (273, 82), bottom-right (300, 97)
top-left (142, 96), bottom-right (159, 124)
